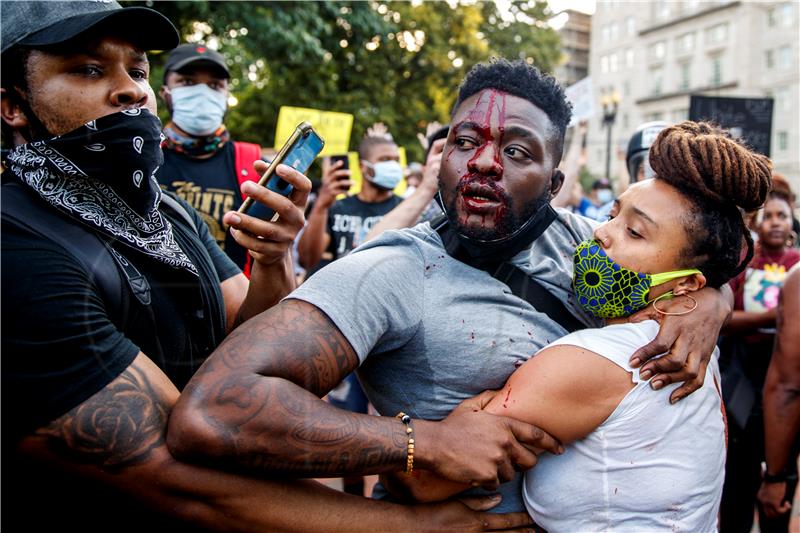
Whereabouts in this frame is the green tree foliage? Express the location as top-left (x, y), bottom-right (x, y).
top-left (126, 0), bottom-right (561, 163)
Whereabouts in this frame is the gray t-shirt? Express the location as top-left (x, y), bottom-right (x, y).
top-left (289, 208), bottom-right (597, 512)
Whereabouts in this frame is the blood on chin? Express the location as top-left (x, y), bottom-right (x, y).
top-left (456, 202), bottom-right (511, 239)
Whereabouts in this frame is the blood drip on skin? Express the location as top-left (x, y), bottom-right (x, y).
top-left (503, 387), bottom-right (512, 409)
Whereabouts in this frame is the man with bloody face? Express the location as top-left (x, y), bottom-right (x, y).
top-left (169, 59), bottom-right (732, 515)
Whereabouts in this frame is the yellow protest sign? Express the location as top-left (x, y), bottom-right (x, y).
top-left (275, 106), bottom-right (354, 156)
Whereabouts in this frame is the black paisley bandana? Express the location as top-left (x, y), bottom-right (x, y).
top-left (3, 108), bottom-right (198, 275)
top-left (162, 123), bottom-right (230, 157)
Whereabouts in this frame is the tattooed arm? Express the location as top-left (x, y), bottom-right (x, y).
top-left (17, 351), bottom-right (535, 532)
top-left (168, 299), bottom-right (561, 489)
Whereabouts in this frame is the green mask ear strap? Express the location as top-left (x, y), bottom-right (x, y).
top-left (649, 268), bottom-right (702, 287)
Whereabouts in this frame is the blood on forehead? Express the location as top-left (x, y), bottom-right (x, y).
top-left (463, 89), bottom-right (508, 132)
top-left (459, 90), bottom-right (508, 174)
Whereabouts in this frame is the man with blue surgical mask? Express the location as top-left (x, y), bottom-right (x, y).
top-left (577, 178), bottom-right (615, 222)
top-left (157, 44), bottom-right (263, 274)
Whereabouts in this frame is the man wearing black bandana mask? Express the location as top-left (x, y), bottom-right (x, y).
top-left (2, 2), bottom-right (524, 533)
top-left (170, 59), bottom-right (734, 517)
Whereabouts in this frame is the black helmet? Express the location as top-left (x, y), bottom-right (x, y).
top-left (626, 121), bottom-right (668, 182)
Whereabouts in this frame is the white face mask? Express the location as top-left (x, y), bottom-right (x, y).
top-left (364, 160), bottom-right (403, 190)
top-left (168, 84), bottom-right (227, 136)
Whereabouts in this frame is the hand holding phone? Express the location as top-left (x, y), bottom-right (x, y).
top-left (329, 154), bottom-right (349, 171)
top-left (238, 122), bottom-right (325, 222)
top-left (318, 154), bottom-right (353, 208)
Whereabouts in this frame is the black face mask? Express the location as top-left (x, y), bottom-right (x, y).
top-left (435, 170), bottom-right (563, 271)
top-left (4, 108), bottom-right (197, 274)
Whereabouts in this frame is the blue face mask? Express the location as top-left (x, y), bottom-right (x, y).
top-left (168, 84), bottom-right (227, 136)
top-left (364, 160), bottom-right (403, 190)
top-left (596, 188), bottom-right (613, 204)
top-left (573, 239), bottom-right (702, 318)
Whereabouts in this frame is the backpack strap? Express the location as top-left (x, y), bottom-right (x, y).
top-left (234, 141), bottom-right (262, 192)
top-left (160, 192), bottom-right (198, 235)
top-left (432, 214), bottom-right (584, 333)
top-left (492, 262), bottom-right (584, 333)
top-left (233, 141), bottom-right (263, 278)
top-left (1, 180), bottom-right (150, 311)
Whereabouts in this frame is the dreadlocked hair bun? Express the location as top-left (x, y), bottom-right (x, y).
top-left (649, 121), bottom-right (772, 211)
top-left (647, 121), bottom-right (773, 288)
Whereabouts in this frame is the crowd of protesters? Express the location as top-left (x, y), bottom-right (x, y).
top-left (2, 2), bottom-right (800, 533)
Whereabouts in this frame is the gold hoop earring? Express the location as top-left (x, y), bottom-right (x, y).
top-left (787, 231), bottom-right (797, 248)
top-left (653, 294), bottom-right (698, 316)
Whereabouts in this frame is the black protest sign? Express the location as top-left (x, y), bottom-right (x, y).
top-left (689, 95), bottom-right (773, 156)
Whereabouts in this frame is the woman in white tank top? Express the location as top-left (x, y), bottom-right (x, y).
top-left (392, 122), bottom-right (773, 532)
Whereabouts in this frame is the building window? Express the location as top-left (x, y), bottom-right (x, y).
top-left (679, 62), bottom-right (691, 91)
top-left (767, 6), bottom-right (778, 27)
top-left (656, 1), bottom-right (670, 20)
top-left (766, 49), bottom-right (775, 69)
top-left (710, 55), bottom-right (723, 85)
top-left (672, 109), bottom-right (688, 122)
top-left (647, 112), bottom-right (664, 122)
top-left (778, 131), bottom-right (788, 151)
top-left (706, 23), bottom-right (728, 45)
top-left (778, 45), bottom-right (792, 70)
top-left (767, 4), bottom-right (795, 28)
top-left (650, 67), bottom-right (664, 95)
top-left (776, 87), bottom-right (791, 112)
top-left (649, 41), bottom-right (666, 61)
top-left (602, 25), bottom-right (610, 43)
top-left (626, 16), bottom-right (635, 36)
top-left (685, 0), bottom-right (700, 13)
top-left (610, 22), bottom-right (619, 41)
top-left (779, 3), bottom-right (795, 28)
top-left (676, 32), bottom-right (694, 54)
top-left (601, 55), bottom-right (609, 74)
top-left (623, 80), bottom-right (630, 97)
top-left (625, 48), bottom-right (635, 68)
top-left (610, 52), bottom-right (619, 73)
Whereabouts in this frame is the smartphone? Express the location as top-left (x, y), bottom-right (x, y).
top-left (238, 122), bottom-right (325, 221)
top-left (329, 154), bottom-right (349, 171)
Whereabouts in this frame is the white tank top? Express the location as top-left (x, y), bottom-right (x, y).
top-left (522, 320), bottom-right (725, 532)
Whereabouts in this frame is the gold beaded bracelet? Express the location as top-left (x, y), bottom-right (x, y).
top-left (395, 412), bottom-right (414, 475)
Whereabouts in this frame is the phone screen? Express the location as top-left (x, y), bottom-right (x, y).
top-left (330, 154), bottom-right (349, 171)
top-left (242, 126), bottom-right (325, 221)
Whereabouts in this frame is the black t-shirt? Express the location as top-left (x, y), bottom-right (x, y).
top-left (325, 194), bottom-right (403, 260)
top-left (1, 190), bottom-right (239, 532)
top-left (157, 142), bottom-right (249, 270)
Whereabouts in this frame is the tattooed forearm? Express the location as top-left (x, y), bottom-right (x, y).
top-left (173, 299), bottom-right (409, 476)
top-left (195, 299), bottom-right (357, 397)
top-left (36, 361), bottom-right (169, 472)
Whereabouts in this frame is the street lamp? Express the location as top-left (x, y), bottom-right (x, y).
top-left (601, 91), bottom-right (620, 181)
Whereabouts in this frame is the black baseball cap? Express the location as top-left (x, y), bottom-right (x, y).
top-left (164, 43), bottom-right (230, 79)
top-left (1, 1), bottom-right (179, 54)
top-left (626, 121), bottom-right (668, 181)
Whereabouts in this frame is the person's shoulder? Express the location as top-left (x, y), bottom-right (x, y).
top-left (356, 223), bottom-right (433, 255)
top-left (545, 320), bottom-right (658, 371)
top-left (329, 194), bottom-right (360, 212)
top-left (784, 248), bottom-right (800, 267)
top-left (552, 206), bottom-right (598, 238)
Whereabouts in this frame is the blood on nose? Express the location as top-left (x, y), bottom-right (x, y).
top-left (468, 142), bottom-right (503, 178)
